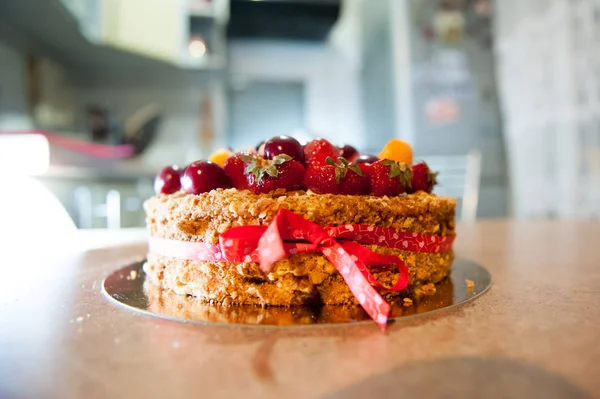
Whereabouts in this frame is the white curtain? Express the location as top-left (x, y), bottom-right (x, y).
top-left (495, 0), bottom-right (600, 219)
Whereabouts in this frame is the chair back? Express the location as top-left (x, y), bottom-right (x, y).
top-left (419, 150), bottom-right (482, 221)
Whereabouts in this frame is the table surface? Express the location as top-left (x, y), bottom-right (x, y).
top-left (1, 220), bottom-right (599, 399)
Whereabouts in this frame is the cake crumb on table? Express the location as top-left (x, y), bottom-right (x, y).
top-left (466, 279), bottom-right (475, 290)
top-left (421, 283), bottom-right (436, 295)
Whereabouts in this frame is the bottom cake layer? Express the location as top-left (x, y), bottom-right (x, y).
top-left (143, 277), bottom-right (455, 326)
top-left (144, 249), bottom-right (454, 306)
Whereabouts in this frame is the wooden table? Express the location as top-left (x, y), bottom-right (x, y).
top-left (1, 221), bottom-right (599, 399)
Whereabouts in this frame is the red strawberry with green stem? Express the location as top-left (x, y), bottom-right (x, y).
top-left (370, 159), bottom-right (413, 197)
top-left (305, 157), bottom-right (370, 195)
top-left (409, 162), bottom-right (438, 193)
top-left (223, 152), bottom-right (252, 190)
top-left (303, 138), bottom-right (341, 167)
top-left (242, 154), bottom-right (305, 194)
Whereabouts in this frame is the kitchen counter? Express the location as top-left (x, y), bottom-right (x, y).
top-left (1, 220), bottom-right (599, 398)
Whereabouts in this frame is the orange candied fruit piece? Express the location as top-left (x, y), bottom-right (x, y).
top-left (378, 139), bottom-right (413, 165)
top-left (208, 148), bottom-right (233, 167)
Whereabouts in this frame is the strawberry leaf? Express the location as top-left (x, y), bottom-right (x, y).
top-left (240, 154), bottom-right (256, 163)
top-left (334, 165), bottom-right (348, 184)
top-left (426, 163), bottom-right (439, 186)
top-left (241, 154), bottom-right (288, 183)
top-left (348, 163), bottom-right (363, 177)
top-left (388, 165), bottom-right (402, 178)
top-left (244, 163), bottom-right (260, 178)
top-left (242, 154), bottom-right (264, 180)
top-left (265, 165), bottom-right (278, 178)
top-left (384, 160), bottom-right (412, 188)
top-left (272, 154), bottom-right (292, 165)
top-left (327, 156), bottom-right (363, 184)
top-left (429, 171), bottom-right (439, 185)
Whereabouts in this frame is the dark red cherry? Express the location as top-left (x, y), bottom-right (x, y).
top-left (264, 135), bottom-right (304, 163)
top-left (181, 160), bottom-right (231, 194)
top-left (340, 144), bottom-right (358, 161)
top-left (355, 154), bottom-right (379, 164)
top-left (154, 165), bottom-right (182, 195)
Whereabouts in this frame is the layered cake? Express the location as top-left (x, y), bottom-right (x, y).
top-left (144, 137), bottom-right (456, 328)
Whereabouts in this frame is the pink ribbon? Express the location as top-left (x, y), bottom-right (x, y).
top-left (149, 209), bottom-right (454, 330)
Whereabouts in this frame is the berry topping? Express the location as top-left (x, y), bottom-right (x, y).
top-left (355, 154), bottom-right (379, 164)
top-left (303, 138), bottom-right (341, 167)
top-left (154, 165), bottom-right (182, 195)
top-left (378, 139), bottom-right (413, 165)
top-left (242, 154), bottom-right (305, 194)
top-left (357, 162), bottom-right (373, 178)
top-left (181, 160), bottom-right (231, 195)
top-left (340, 144), bottom-right (359, 161)
top-left (264, 135), bottom-right (305, 164)
top-left (223, 152), bottom-right (252, 190)
top-left (208, 148), bottom-right (233, 167)
top-left (370, 159), bottom-right (413, 197)
top-left (409, 162), bottom-right (438, 193)
top-left (305, 157), bottom-right (370, 195)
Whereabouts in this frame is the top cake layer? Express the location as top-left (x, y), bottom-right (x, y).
top-left (145, 189), bottom-right (456, 245)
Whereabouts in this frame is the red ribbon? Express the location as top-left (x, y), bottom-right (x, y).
top-left (149, 209), bottom-right (454, 330)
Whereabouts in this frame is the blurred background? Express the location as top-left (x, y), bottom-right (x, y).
top-left (0, 0), bottom-right (598, 231)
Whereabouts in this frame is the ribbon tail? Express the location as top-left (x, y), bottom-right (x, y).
top-left (256, 221), bottom-right (287, 273)
top-left (321, 243), bottom-right (391, 330)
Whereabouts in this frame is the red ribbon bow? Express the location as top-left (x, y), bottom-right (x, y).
top-left (149, 209), bottom-right (454, 330)
top-left (220, 209), bottom-right (427, 330)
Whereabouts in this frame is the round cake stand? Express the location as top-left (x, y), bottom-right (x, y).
top-left (102, 259), bottom-right (491, 328)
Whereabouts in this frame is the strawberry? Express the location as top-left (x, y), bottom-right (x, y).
top-left (303, 138), bottom-right (341, 167)
top-left (409, 162), bottom-right (438, 193)
top-left (370, 159), bottom-right (413, 197)
top-left (243, 154), bottom-right (305, 194)
top-left (305, 157), bottom-right (370, 195)
top-left (357, 162), bottom-right (373, 179)
top-left (223, 152), bottom-right (252, 190)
